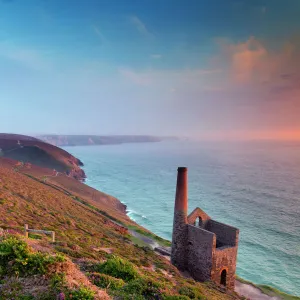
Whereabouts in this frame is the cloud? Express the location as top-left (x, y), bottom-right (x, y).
top-left (93, 25), bottom-right (107, 45)
top-left (207, 35), bottom-right (300, 135)
top-left (150, 54), bottom-right (162, 59)
top-left (118, 67), bottom-right (223, 90)
top-left (217, 36), bottom-right (300, 93)
top-left (118, 68), bottom-right (152, 86)
top-left (0, 43), bottom-right (51, 71)
top-left (129, 15), bottom-right (153, 38)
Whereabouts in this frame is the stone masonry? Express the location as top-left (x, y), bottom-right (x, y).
top-left (171, 167), bottom-right (239, 290)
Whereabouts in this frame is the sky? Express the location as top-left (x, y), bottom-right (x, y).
top-left (0, 0), bottom-right (300, 140)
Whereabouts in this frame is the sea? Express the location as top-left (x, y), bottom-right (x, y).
top-left (64, 140), bottom-right (300, 296)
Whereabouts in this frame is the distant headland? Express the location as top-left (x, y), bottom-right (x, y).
top-left (0, 133), bottom-right (86, 181)
top-left (38, 134), bottom-right (178, 147)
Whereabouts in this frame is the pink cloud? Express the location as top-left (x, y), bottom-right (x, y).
top-left (218, 36), bottom-right (299, 88)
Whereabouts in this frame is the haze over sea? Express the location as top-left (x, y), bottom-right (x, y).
top-left (64, 140), bottom-right (300, 296)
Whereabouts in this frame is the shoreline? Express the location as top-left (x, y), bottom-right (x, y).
top-left (122, 195), bottom-right (299, 300)
top-left (73, 150), bottom-right (299, 300)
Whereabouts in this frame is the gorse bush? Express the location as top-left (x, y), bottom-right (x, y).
top-left (121, 277), bottom-right (162, 299)
top-left (68, 286), bottom-right (95, 300)
top-left (0, 234), bottom-right (66, 276)
top-left (96, 255), bottom-right (138, 282)
top-left (50, 273), bottom-right (67, 292)
top-left (0, 235), bottom-right (29, 262)
top-left (89, 272), bottom-right (125, 290)
top-left (162, 296), bottom-right (190, 300)
top-left (23, 252), bottom-right (65, 275)
top-left (178, 285), bottom-right (205, 300)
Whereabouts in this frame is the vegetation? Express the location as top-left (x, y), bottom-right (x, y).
top-left (68, 286), bottom-right (95, 300)
top-left (0, 235), bottom-right (65, 277)
top-left (127, 225), bottom-right (172, 247)
top-left (89, 272), bottom-right (125, 290)
top-left (0, 158), bottom-right (295, 299)
top-left (95, 255), bottom-right (139, 282)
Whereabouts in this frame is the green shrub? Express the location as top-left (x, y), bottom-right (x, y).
top-left (89, 272), bottom-right (125, 290)
top-left (163, 296), bottom-right (190, 300)
top-left (68, 286), bottom-right (95, 300)
top-left (178, 286), bottom-right (205, 300)
top-left (122, 277), bottom-right (161, 298)
top-left (50, 273), bottom-right (67, 292)
top-left (0, 235), bottom-right (30, 275)
top-left (96, 255), bottom-right (138, 282)
top-left (24, 252), bottom-right (64, 275)
top-left (0, 235), bottom-right (29, 263)
top-left (110, 291), bottom-right (145, 300)
top-left (0, 234), bottom-right (65, 276)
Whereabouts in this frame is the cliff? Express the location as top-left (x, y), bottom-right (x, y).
top-left (0, 133), bottom-right (86, 181)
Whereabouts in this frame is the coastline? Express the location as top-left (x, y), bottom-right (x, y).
top-left (124, 205), bottom-right (300, 300)
top-left (64, 145), bottom-right (299, 300)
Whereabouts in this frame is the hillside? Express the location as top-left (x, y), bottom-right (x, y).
top-left (0, 156), bottom-right (243, 299)
top-left (0, 134), bottom-right (85, 181)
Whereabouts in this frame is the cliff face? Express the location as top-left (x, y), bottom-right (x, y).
top-left (0, 133), bottom-right (86, 181)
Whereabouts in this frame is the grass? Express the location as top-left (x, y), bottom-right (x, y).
top-left (28, 233), bottom-right (42, 240)
top-left (130, 235), bottom-right (152, 248)
top-left (128, 225), bottom-right (171, 247)
top-left (95, 255), bottom-right (139, 282)
top-left (89, 272), bottom-right (125, 290)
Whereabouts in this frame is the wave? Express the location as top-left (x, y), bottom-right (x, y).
top-left (126, 209), bottom-right (148, 221)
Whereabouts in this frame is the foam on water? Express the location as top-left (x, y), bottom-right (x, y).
top-left (64, 141), bottom-right (300, 296)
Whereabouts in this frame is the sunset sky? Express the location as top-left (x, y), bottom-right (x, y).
top-left (1, 0), bottom-right (300, 140)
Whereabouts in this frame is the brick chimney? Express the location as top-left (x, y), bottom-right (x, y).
top-left (171, 167), bottom-right (188, 270)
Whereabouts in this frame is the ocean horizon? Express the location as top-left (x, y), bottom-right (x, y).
top-left (64, 140), bottom-right (300, 296)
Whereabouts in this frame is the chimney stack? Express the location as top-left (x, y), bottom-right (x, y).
top-left (174, 167), bottom-right (188, 213)
top-left (171, 167), bottom-right (188, 270)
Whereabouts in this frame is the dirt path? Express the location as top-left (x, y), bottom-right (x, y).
top-left (129, 229), bottom-right (160, 249)
top-left (235, 280), bottom-right (279, 300)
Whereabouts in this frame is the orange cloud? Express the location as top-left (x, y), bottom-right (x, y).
top-left (218, 36), bottom-right (300, 88)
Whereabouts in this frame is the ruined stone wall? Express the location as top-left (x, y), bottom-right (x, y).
top-left (211, 246), bottom-right (238, 290)
top-left (171, 211), bottom-right (188, 271)
top-left (187, 207), bottom-right (211, 227)
top-left (187, 224), bottom-right (215, 282)
top-left (206, 220), bottom-right (238, 247)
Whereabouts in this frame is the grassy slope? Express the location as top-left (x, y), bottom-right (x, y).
top-left (0, 160), bottom-right (242, 300)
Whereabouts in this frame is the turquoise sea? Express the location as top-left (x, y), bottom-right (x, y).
top-left (64, 141), bottom-right (300, 296)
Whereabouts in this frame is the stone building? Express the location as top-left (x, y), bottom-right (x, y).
top-left (171, 167), bottom-right (239, 290)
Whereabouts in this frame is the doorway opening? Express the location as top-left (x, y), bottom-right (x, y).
top-left (220, 269), bottom-right (227, 286)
